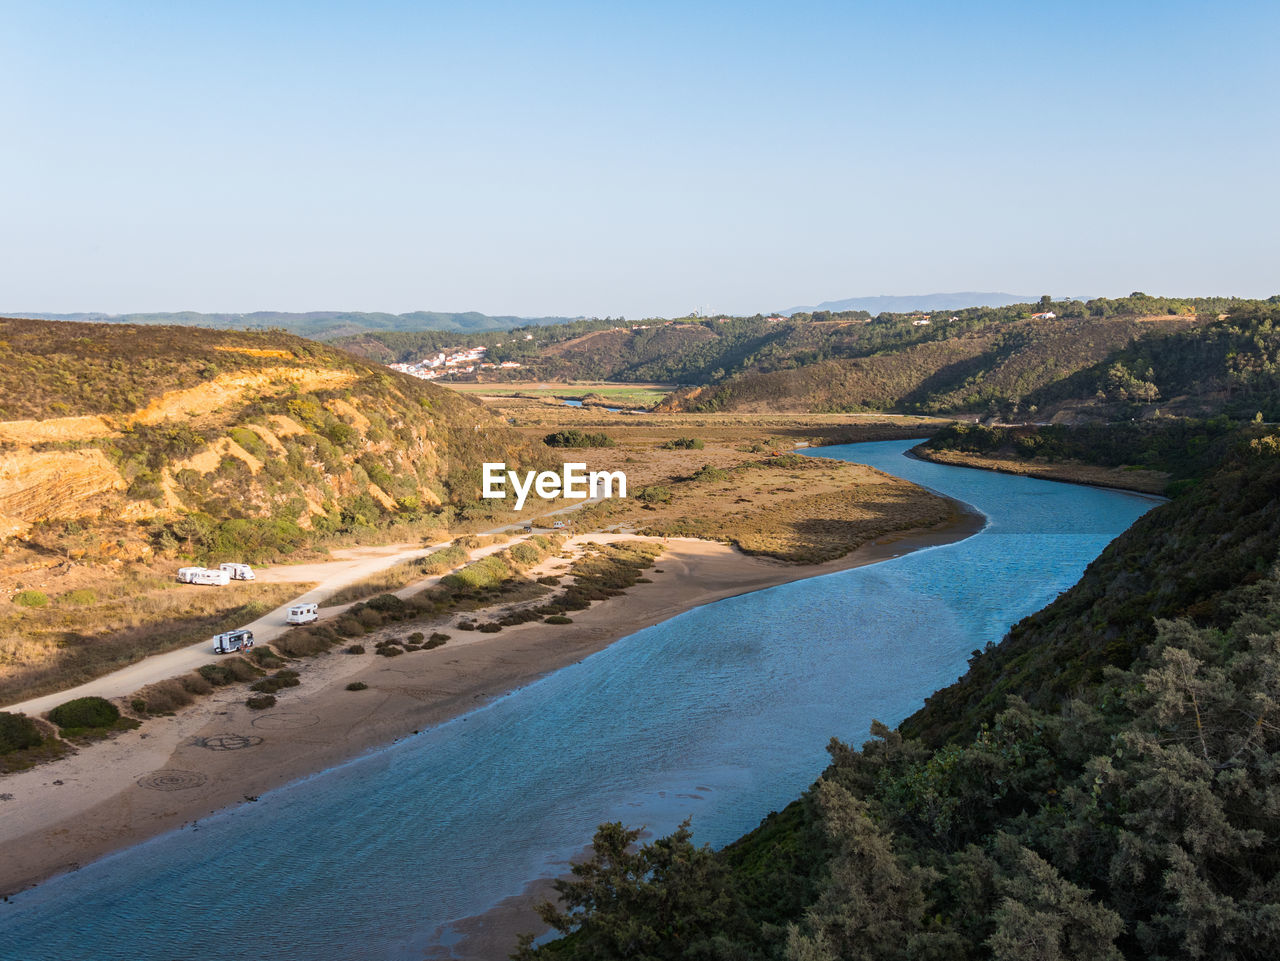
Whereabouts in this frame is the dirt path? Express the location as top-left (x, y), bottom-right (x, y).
top-left (4, 500), bottom-right (600, 717)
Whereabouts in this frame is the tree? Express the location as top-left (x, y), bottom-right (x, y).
top-left (515, 820), bottom-right (756, 960)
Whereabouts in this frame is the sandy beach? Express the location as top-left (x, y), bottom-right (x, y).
top-left (0, 505), bottom-right (983, 910)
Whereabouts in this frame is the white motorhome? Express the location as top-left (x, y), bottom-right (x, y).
top-left (190, 568), bottom-right (231, 586)
top-left (176, 567), bottom-right (205, 584)
top-left (286, 603), bottom-right (319, 625)
top-left (212, 629), bottom-right (254, 654)
top-left (219, 562), bottom-right (256, 581)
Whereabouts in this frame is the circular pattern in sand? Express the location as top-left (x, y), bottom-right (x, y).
top-left (189, 733), bottom-right (264, 751)
top-left (250, 711), bottom-right (320, 731)
top-left (137, 770), bottom-right (209, 792)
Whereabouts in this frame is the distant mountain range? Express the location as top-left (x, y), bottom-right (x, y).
top-left (780, 292), bottom-right (1037, 315)
top-left (5, 310), bottom-right (579, 341)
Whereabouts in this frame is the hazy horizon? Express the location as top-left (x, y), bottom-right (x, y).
top-left (4, 1), bottom-right (1277, 317)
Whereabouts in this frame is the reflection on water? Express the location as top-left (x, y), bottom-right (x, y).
top-left (2, 441), bottom-right (1159, 960)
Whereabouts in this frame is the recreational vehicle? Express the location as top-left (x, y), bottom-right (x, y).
top-left (219, 562), bottom-right (256, 581)
top-left (177, 567), bottom-right (231, 586)
top-left (286, 603), bottom-right (319, 625)
top-left (212, 629), bottom-right (254, 654)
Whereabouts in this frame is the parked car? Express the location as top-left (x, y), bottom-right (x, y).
top-left (286, 603), bottom-right (319, 625)
top-left (212, 629), bottom-right (254, 654)
top-left (552, 521), bottom-right (566, 529)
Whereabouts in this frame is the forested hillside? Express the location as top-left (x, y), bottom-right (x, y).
top-left (519, 427), bottom-right (1280, 960)
top-left (335, 296), bottom-right (1277, 425)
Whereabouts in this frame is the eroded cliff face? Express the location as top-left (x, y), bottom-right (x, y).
top-left (0, 449), bottom-right (126, 536)
top-left (0, 317), bottom-right (551, 548)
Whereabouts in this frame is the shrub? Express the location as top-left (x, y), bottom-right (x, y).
top-left (477, 622), bottom-right (502, 633)
top-left (60, 588), bottom-right (98, 606)
top-left (335, 614), bottom-right (367, 636)
top-left (181, 673), bottom-right (214, 695)
top-left (0, 712), bottom-right (43, 754)
top-left (250, 647), bottom-right (286, 669)
top-left (276, 625), bottom-right (342, 654)
top-left (134, 679), bottom-right (194, 714)
top-left (246, 694), bottom-right (276, 710)
top-left (407, 632), bottom-right (425, 644)
top-left (375, 645), bottom-right (404, 657)
top-left (509, 541), bottom-right (543, 567)
top-left (660, 437), bottom-right (704, 450)
top-left (197, 657), bottom-right (260, 686)
top-left (344, 644), bottom-right (366, 655)
top-left (250, 670), bottom-right (301, 694)
top-left (636, 485), bottom-right (673, 504)
top-left (544, 615), bottom-right (574, 624)
top-left (544, 430), bottom-right (616, 448)
top-left (458, 620), bottom-right (477, 631)
top-left (48, 696), bottom-right (119, 730)
top-left (13, 590), bottom-right (49, 608)
top-left (346, 681), bottom-right (368, 691)
top-left (365, 593), bottom-right (407, 614)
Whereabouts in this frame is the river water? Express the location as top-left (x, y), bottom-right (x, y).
top-left (1, 441), bottom-right (1159, 960)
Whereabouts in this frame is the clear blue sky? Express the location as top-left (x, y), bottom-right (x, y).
top-left (3, 1), bottom-right (1277, 317)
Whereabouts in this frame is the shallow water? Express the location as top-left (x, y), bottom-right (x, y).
top-left (1, 440), bottom-right (1159, 960)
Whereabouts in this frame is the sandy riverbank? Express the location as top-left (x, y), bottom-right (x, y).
top-left (0, 504), bottom-right (983, 903)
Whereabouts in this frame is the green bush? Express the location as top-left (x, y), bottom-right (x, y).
top-left (12, 590), bottom-right (49, 608)
top-left (250, 670), bottom-right (301, 694)
top-left (49, 696), bottom-right (119, 730)
top-left (59, 588), bottom-right (98, 606)
top-left (344, 644), bottom-right (366, 655)
top-left (0, 711), bottom-right (43, 754)
top-left (246, 694), bottom-right (276, 710)
top-left (544, 429), bottom-right (617, 448)
top-left (346, 681), bottom-right (368, 691)
top-left (478, 622), bottom-right (502, 633)
top-left (544, 615), bottom-right (574, 624)
top-left (660, 437), bottom-right (704, 450)
top-left (636, 485), bottom-right (673, 504)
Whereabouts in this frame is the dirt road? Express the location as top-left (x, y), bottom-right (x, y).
top-left (5, 501), bottom-right (597, 717)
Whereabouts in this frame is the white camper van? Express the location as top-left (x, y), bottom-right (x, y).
top-left (176, 567), bottom-right (205, 584)
top-left (212, 629), bottom-right (254, 654)
top-left (286, 603), bottom-right (319, 625)
top-left (219, 562), bottom-right (255, 581)
top-left (191, 568), bottom-right (231, 586)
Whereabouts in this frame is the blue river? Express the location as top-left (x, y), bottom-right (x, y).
top-left (1, 440), bottom-right (1160, 960)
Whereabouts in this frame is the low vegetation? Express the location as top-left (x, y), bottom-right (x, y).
top-left (543, 429), bottom-right (617, 448)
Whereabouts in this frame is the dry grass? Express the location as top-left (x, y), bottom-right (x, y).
top-left (482, 401), bottom-right (955, 563)
top-left (0, 579), bottom-right (308, 705)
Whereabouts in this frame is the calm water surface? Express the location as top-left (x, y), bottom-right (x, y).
top-left (2, 441), bottom-right (1159, 960)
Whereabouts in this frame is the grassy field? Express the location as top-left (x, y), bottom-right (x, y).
top-left (481, 398), bottom-right (956, 563)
